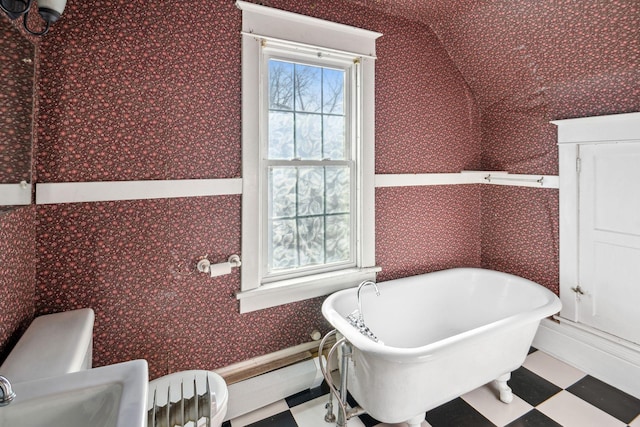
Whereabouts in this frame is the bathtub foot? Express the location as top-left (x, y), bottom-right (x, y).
top-left (495, 373), bottom-right (513, 404)
top-left (405, 413), bottom-right (426, 427)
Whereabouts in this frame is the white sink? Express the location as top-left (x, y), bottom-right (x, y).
top-left (0, 359), bottom-right (148, 427)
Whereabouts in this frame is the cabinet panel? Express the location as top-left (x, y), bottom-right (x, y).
top-left (592, 144), bottom-right (640, 236)
top-left (578, 143), bottom-right (640, 344)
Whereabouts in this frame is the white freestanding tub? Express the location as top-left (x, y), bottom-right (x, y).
top-left (322, 268), bottom-right (561, 425)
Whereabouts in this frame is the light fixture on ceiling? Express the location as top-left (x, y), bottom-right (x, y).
top-left (0, 0), bottom-right (66, 36)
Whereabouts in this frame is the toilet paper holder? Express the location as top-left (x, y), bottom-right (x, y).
top-left (197, 254), bottom-right (242, 278)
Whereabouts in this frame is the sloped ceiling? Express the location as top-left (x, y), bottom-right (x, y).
top-left (352, 0), bottom-right (640, 173)
top-left (352, 0), bottom-right (638, 115)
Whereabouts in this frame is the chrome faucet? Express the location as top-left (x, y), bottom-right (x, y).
top-left (0, 375), bottom-right (16, 406)
top-left (345, 280), bottom-right (381, 342)
top-left (356, 280), bottom-right (380, 324)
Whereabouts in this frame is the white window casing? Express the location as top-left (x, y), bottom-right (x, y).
top-left (237, 1), bottom-right (381, 313)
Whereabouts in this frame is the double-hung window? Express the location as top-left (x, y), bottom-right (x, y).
top-left (265, 48), bottom-right (356, 279)
top-left (237, 1), bottom-right (381, 312)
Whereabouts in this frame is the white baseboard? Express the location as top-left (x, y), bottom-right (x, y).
top-left (533, 318), bottom-right (640, 399)
top-left (223, 357), bottom-right (324, 421)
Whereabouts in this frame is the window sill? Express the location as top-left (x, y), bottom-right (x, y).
top-left (236, 266), bottom-right (381, 313)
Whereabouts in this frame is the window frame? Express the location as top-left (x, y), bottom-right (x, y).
top-left (237, 0), bottom-right (381, 313)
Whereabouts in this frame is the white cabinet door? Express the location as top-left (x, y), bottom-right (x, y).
top-left (578, 143), bottom-right (640, 344)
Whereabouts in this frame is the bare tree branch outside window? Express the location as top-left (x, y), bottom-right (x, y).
top-left (267, 58), bottom-right (351, 273)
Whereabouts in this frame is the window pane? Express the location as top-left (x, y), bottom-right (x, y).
top-left (323, 68), bottom-right (344, 114)
top-left (295, 113), bottom-right (322, 159)
top-left (271, 219), bottom-right (298, 270)
top-left (326, 214), bottom-right (350, 263)
top-left (269, 111), bottom-right (294, 159)
top-left (294, 64), bottom-right (321, 113)
top-left (269, 60), bottom-right (294, 110)
top-left (323, 115), bottom-right (346, 159)
top-left (297, 167), bottom-right (324, 216)
top-left (269, 167), bottom-right (296, 218)
top-left (298, 216), bottom-right (324, 266)
top-left (265, 58), bottom-right (353, 277)
top-left (325, 166), bottom-right (350, 214)
top-left (268, 60), bottom-right (347, 161)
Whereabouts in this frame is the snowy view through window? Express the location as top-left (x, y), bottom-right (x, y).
top-left (266, 59), bottom-right (353, 273)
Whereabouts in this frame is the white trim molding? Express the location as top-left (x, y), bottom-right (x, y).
top-left (374, 171), bottom-right (559, 189)
top-left (30, 171), bottom-right (558, 206)
top-left (0, 182), bottom-right (32, 206)
top-left (235, 0), bottom-right (381, 58)
top-left (551, 112), bottom-right (640, 380)
top-left (29, 171), bottom-right (558, 206)
top-left (533, 318), bottom-right (640, 399)
top-left (374, 172), bottom-right (482, 187)
top-left (236, 266), bottom-right (381, 313)
top-left (552, 111), bottom-right (640, 144)
top-left (546, 112), bottom-right (640, 401)
top-left (35, 178), bottom-right (242, 204)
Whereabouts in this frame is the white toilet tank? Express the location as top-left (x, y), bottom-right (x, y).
top-left (0, 308), bottom-right (94, 383)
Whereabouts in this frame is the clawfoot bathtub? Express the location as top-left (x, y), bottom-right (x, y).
top-left (322, 268), bottom-right (561, 426)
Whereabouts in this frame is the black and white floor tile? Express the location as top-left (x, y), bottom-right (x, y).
top-left (222, 349), bottom-right (640, 427)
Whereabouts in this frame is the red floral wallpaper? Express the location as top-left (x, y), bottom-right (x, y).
top-left (0, 16), bottom-right (35, 183)
top-left (376, 185), bottom-right (482, 282)
top-left (34, 0), bottom-right (480, 181)
top-left (1, 0), bottom-right (637, 378)
top-left (350, 0), bottom-right (640, 174)
top-left (0, 206), bottom-right (36, 363)
top-left (35, 2), bottom-right (242, 182)
top-left (481, 186), bottom-right (560, 294)
top-left (373, 17), bottom-right (481, 173)
top-left (351, 0), bottom-right (638, 290)
top-left (426, 0), bottom-right (640, 175)
top-left (418, 0), bottom-right (639, 282)
top-left (35, 196), bottom-right (325, 378)
top-left (29, 0), bottom-right (479, 378)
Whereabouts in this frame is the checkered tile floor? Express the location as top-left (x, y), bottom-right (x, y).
top-left (222, 349), bottom-right (640, 427)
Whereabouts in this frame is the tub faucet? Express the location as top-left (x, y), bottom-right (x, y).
top-left (357, 280), bottom-right (380, 324)
top-left (0, 375), bottom-right (16, 406)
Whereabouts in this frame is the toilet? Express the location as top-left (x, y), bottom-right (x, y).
top-left (0, 308), bottom-right (228, 427)
top-left (0, 308), bottom-right (95, 383)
